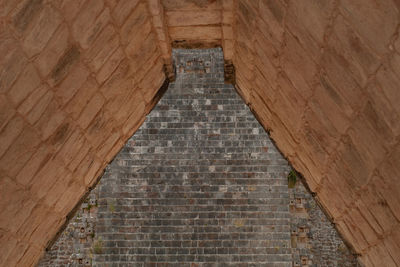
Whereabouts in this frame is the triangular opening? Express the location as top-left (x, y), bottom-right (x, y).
top-left (38, 48), bottom-right (358, 266)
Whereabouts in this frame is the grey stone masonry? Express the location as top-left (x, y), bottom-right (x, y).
top-left (38, 48), bottom-right (358, 267)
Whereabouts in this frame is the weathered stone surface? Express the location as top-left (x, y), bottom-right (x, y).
top-left (38, 48), bottom-right (357, 267)
top-left (0, 0), bottom-right (399, 265)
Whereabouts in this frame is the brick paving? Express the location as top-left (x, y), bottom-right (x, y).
top-left (38, 48), bottom-right (358, 267)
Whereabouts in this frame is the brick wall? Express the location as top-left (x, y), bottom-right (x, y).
top-left (38, 48), bottom-right (358, 267)
top-left (1, 0), bottom-right (399, 266)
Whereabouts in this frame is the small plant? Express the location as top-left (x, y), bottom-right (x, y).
top-left (108, 200), bottom-right (116, 213)
top-left (93, 238), bottom-right (103, 254)
top-left (288, 170), bottom-right (297, 188)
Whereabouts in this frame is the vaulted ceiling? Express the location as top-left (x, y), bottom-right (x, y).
top-left (0, 0), bottom-right (399, 266)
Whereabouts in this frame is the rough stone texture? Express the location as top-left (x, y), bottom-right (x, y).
top-left (38, 48), bottom-right (357, 267)
top-left (37, 191), bottom-right (99, 266)
top-left (232, 1), bottom-right (400, 266)
top-left (0, 1), bottom-right (166, 265)
top-left (0, 0), bottom-right (400, 266)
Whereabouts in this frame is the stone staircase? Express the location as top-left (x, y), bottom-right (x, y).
top-left (38, 48), bottom-right (358, 267)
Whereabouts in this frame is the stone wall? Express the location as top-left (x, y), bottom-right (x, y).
top-left (0, 0), bottom-right (166, 265)
top-left (0, 0), bottom-right (399, 266)
top-left (38, 48), bottom-right (358, 267)
top-left (232, 1), bottom-right (400, 266)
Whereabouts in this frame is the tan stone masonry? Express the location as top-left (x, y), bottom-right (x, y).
top-left (0, 0), bottom-right (399, 266)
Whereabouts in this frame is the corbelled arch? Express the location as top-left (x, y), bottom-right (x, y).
top-left (0, 0), bottom-right (399, 266)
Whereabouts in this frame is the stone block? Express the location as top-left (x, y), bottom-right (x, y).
top-left (122, 102), bottom-right (146, 135)
top-left (335, 135), bottom-right (374, 187)
top-left (253, 69), bottom-right (275, 107)
top-left (257, 0), bottom-right (285, 44)
top-left (234, 50), bottom-right (254, 81)
top-left (372, 168), bottom-right (400, 223)
top-left (111, 86), bottom-right (143, 123)
top-left (336, 219), bottom-right (367, 254)
top-left (67, 139), bottom-right (90, 173)
top-left (340, 0), bottom-right (398, 55)
top-left (22, 6), bottom-right (62, 57)
top-left (0, 177), bottom-right (30, 231)
top-left (4, 241), bottom-right (30, 267)
top-left (29, 211), bottom-right (65, 248)
top-left (120, 3), bottom-right (149, 45)
top-left (365, 81), bottom-right (400, 138)
top-left (54, 181), bottom-right (86, 214)
top-left (99, 59), bottom-right (131, 99)
top-left (96, 130), bottom-right (120, 159)
top-left (222, 10), bottom-right (233, 25)
top-left (7, 64), bottom-right (41, 106)
top-left (287, 0), bottom-right (334, 45)
top-left (360, 184), bottom-right (398, 234)
top-left (49, 44), bottom-right (81, 86)
top-left (15, 244), bottom-right (43, 267)
top-left (222, 39), bottom-right (234, 60)
top-left (301, 107), bottom-right (337, 156)
top-left (355, 199), bottom-right (384, 237)
top-left (322, 48), bottom-right (365, 114)
top-left (0, 115), bottom-right (24, 158)
top-left (346, 207), bottom-right (380, 246)
top-left (55, 129), bottom-right (86, 167)
top-left (77, 93), bottom-right (105, 130)
top-left (83, 157), bottom-right (103, 187)
top-left (60, 0), bottom-right (86, 21)
top-left (253, 28), bottom-right (279, 68)
top-left (85, 24), bottom-right (119, 73)
top-left (362, 100), bottom-right (395, 143)
top-left (330, 15), bottom-right (380, 86)
top-left (0, 233), bottom-right (17, 264)
top-left (269, 117), bottom-right (299, 158)
top-left (148, 0), bottom-right (162, 16)
top-left (166, 10), bottom-right (221, 26)
top-left (324, 157), bottom-right (357, 207)
top-left (383, 228), bottom-right (400, 265)
top-left (0, 45), bottom-right (28, 94)
top-left (281, 32), bottom-right (316, 99)
top-left (11, 0), bottom-right (44, 32)
top-left (55, 63), bottom-right (89, 106)
top-left (0, 124), bottom-right (41, 177)
top-left (17, 84), bottom-right (47, 118)
top-left (162, 0), bottom-right (221, 11)
top-left (35, 99), bottom-right (66, 141)
top-left (112, 0), bottom-right (140, 26)
top-left (273, 74), bottom-right (306, 134)
top-left (368, 242), bottom-right (397, 267)
top-left (312, 82), bottom-right (351, 134)
top-left (253, 50), bottom-right (277, 88)
top-left (96, 47), bottom-right (125, 85)
top-left (0, 95), bottom-right (15, 130)
top-left (125, 20), bottom-right (152, 58)
top-left (0, 0), bottom-right (18, 17)
top-left (84, 110), bottom-right (114, 150)
top-left (139, 60), bottom-right (165, 103)
top-left (348, 114), bottom-right (388, 165)
top-left (169, 26), bottom-right (222, 40)
top-left (222, 25), bottom-right (233, 40)
top-left (64, 77), bottom-right (98, 120)
top-left (23, 89), bottom-right (53, 126)
top-left (29, 158), bottom-right (67, 200)
top-left (16, 145), bottom-right (51, 186)
top-left (376, 62), bottom-right (400, 117)
top-left (35, 24), bottom-right (70, 77)
top-left (129, 34), bottom-right (160, 77)
top-left (72, 0), bottom-right (105, 49)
